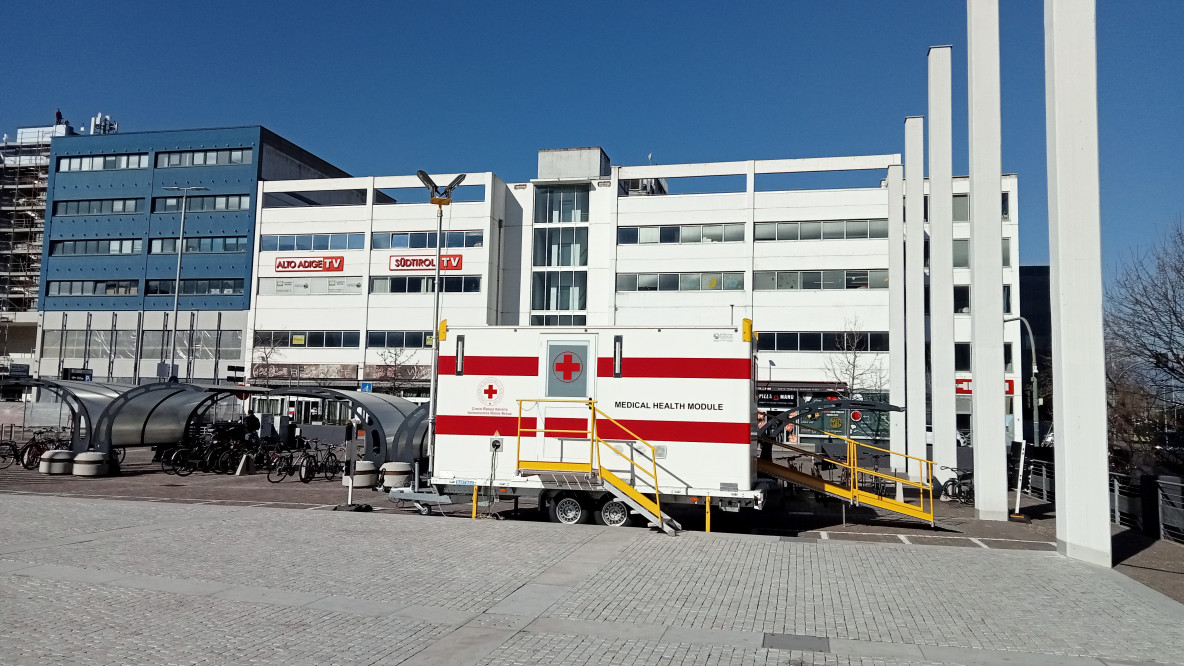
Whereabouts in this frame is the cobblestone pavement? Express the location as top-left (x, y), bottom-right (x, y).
top-left (1, 494), bottom-right (1182, 665)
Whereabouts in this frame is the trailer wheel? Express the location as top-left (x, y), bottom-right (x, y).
top-left (548, 493), bottom-right (590, 525)
top-left (593, 499), bottom-right (630, 527)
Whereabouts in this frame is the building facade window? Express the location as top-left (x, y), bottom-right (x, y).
top-left (137, 330), bottom-right (242, 360)
top-left (50, 239), bottom-right (142, 256)
top-left (46, 280), bottom-right (138, 296)
top-left (756, 330), bottom-right (890, 352)
top-left (253, 330), bottom-right (360, 348)
top-left (150, 236), bottom-right (249, 254)
top-left (259, 277), bottom-right (364, 295)
top-left (753, 269), bottom-right (887, 291)
top-left (953, 239), bottom-right (970, 268)
top-left (954, 285), bottom-right (971, 313)
top-left (366, 331), bottom-right (433, 348)
top-left (754, 219), bottom-right (888, 241)
top-left (532, 270), bottom-right (588, 309)
top-left (260, 233), bottom-right (365, 251)
top-left (1004, 342), bottom-right (1014, 372)
top-left (1002, 237), bottom-right (1011, 267)
top-left (153, 194), bottom-right (250, 213)
top-left (42, 330), bottom-right (144, 359)
top-left (371, 230), bottom-right (482, 250)
top-left (616, 272), bottom-right (744, 292)
top-left (145, 279), bottom-right (244, 296)
top-left (535, 185), bottom-right (589, 223)
top-left (530, 314), bottom-right (588, 326)
top-left (1003, 284), bottom-right (1013, 314)
top-left (618, 223), bottom-right (744, 245)
top-left (58, 153), bottom-right (149, 172)
top-left (53, 199), bottom-right (142, 216)
top-left (953, 195), bottom-right (970, 222)
top-left (534, 227), bottom-right (589, 266)
top-left (155, 148), bottom-right (253, 168)
top-left (369, 275), bottom-right (481, 294)
top-left (955, 342), bottom-right (972, 372)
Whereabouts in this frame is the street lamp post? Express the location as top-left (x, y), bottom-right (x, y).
top-left (415, 171), bottom-right (466, 477)
top-left (161, 186), bottom-right (206, 381)
top-left (1005, 315), bottom-right (1038, 516)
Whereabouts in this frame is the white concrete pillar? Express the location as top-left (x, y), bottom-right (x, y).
top-left (928, 46), bottom-right (958, 484)
top-left (1045, 0), bottom-right (1111, 566)
top-left (967, 0), bottom-right (1009, 521)
top-left (887, 164), bottom-right (906, 463)
top-left (904, 117), bottom-right (926, 478)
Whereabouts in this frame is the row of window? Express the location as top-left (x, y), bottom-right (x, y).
top-left (261, 233), bottom-right (366, 251)
top-left (46, 280), bottom-right (139, 296)
top-left (151, 236), bottom-right (250, 254)
top-left (757, 331), bottom-right (891, 352)
top-left (50, 239), bottom-right (142, 256)
top-left (531, 270), bottom-right (588, 311)
top-left (254, 330), bottom-right (361, 349)
top-left (370, 276), bottom-right (482, 294)
top-left (530, 314), bottom-right (589, 326)
top-left (954, 342), bottom-right (1016, 372)
top-left (535, 185), bottom-right (590, 224)
top-left (617, 223), bottom-right (746, 245)
top-left (156, 149), bottom-right (253, 168)
top-left (371, 231), bottom-right (484, 249)
top-left (754, 269), bottom-right (889, 291)
top-left (259, 278), bottom-right (365, 295)
top-left (54, 198), bottom-right (142, 216)
top-left (58, 153), bottom-right (150, 173)
top-left (41, 330), bottom-right (243, 360)
top-left (154, 194), bottom-right (250, 213)
top-left (366, 331), bottom-right (433, 349)
top-left (950, 285), bottom-right (1013, 314)
top-left (615, 272), bottom-right (746, 292)
top-left (533, 227), bottom-right (589, 267)
top-left (145, 279), bottom-right (245, 296)
top-left (755, 219), bottom-right (889, 242)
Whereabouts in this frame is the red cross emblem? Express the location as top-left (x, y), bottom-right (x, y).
top-left (483, 384), bottom-right (498, 400)
top-left (552, 352), bottom-right (583, 383)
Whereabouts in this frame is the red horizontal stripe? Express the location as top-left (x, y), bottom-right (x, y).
top-left (440, 355), bottom-right (539, 377)
top-left (596, 357), bottom-right (751, 380)
top-left (437, 414), bottom-right (749, 445)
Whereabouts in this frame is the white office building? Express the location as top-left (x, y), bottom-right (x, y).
top-left (250, 147), bottom-right (1023, 462)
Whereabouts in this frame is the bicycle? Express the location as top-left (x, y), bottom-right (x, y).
top-left (298, 439), bottom-right (342, 483)
top-left (268, 451), bottom-right (297, 483)
top-left (940, 466), bottom-right (974, 504)
top-left (863, 453), bottom-right (892, 497)
top-left (19, 428), bottom-right (69, 470)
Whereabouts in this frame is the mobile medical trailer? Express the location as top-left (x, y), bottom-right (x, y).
top-left (394, 323), bottom-right (765, 532)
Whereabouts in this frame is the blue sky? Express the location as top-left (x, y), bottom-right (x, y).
top-left (6, 1), bottom-right (1181, 277)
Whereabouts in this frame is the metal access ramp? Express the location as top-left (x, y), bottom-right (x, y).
top-left (758, 400), bottom-right (935, 525)
top-left (516, 398), bottom-right (681, 534)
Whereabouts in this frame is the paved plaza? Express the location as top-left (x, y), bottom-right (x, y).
top-left (1, 493), bottom-right (1182, 665)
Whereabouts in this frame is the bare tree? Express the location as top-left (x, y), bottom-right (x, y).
top-left (824, 318), bottom-right (886, 399)
top-left (369, 347), bottom-right (429, 396)
top-left (250, 331), bottom-right (286, 383)
top-left (1106, 221), bottom-right (1184, 473)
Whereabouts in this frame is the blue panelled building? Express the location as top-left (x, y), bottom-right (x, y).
top-left (38, 126), bottom-right (345, 382)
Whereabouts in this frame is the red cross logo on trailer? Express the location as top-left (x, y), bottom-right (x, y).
top-left (552, 351), bottom-right (583, 383)
top-left (478, 376), bottom-right (504, 406)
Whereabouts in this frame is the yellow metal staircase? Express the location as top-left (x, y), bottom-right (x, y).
top-left (515, 399), bottom-right (681, 534)
top-left (757, 430), bottom-right (935, 524)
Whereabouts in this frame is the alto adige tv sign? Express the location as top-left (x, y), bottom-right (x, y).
top-left (274, 256), bottom-right (345, 272)
top-left (389, 255), bottom-right (463, 271)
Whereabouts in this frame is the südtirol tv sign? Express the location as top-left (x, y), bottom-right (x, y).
top-left (389, 255), bottom-right (463, 271)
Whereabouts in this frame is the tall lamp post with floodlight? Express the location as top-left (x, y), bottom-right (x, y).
top-left (161, 186), bottom-right (207, 381)
top-left (416, 170), bottom-right (466, 474)
top-left (1004, 314), bottom-right (1038, 517)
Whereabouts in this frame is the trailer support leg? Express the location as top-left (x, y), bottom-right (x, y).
top-left (706, 495), bottom-right (711, 532)
top-left (842, 502), bottom-right (846, 526)
top-left (472, 486), bottom-right (478, 519)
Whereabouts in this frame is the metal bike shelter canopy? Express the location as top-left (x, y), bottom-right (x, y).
top-left (3, 378), bottom-right (136, 454)
top-left (90, 383), bottom-right (272, 456)
top-left (270, 387), bottom-right (427, 464)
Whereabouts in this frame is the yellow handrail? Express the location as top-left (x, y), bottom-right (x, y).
top-left (513, 398), bottom-right (665, 523)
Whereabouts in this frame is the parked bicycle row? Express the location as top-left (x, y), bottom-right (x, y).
top-left (0, 428), bottom-right (130, 471)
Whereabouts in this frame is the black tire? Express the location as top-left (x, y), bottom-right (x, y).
top-left (217, 451), bottom-right (235, 475)
top-left (116, 447), bottom-right (127, 464)
top-left (21, 442), bottom-right (45, 470)
top-left (267, 455), bottom-right (290, 483)
top-left (592, 498), bottom-right (630, 527)
top-left (547, 493), bottom-right (590, 525)
top-left (942, 478), bottom-right (961, 502)
top-left (322, 453), bottom-right (341, 481)
top-left (0, 442), bottom-right (17, 469)
top-left (172, 450), bottom-right (194, 477)
top-left (298, 455), bottom-right (317, 483)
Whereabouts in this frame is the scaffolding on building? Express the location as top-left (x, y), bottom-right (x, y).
top-left (0, 125), bottom-right (63, 314)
